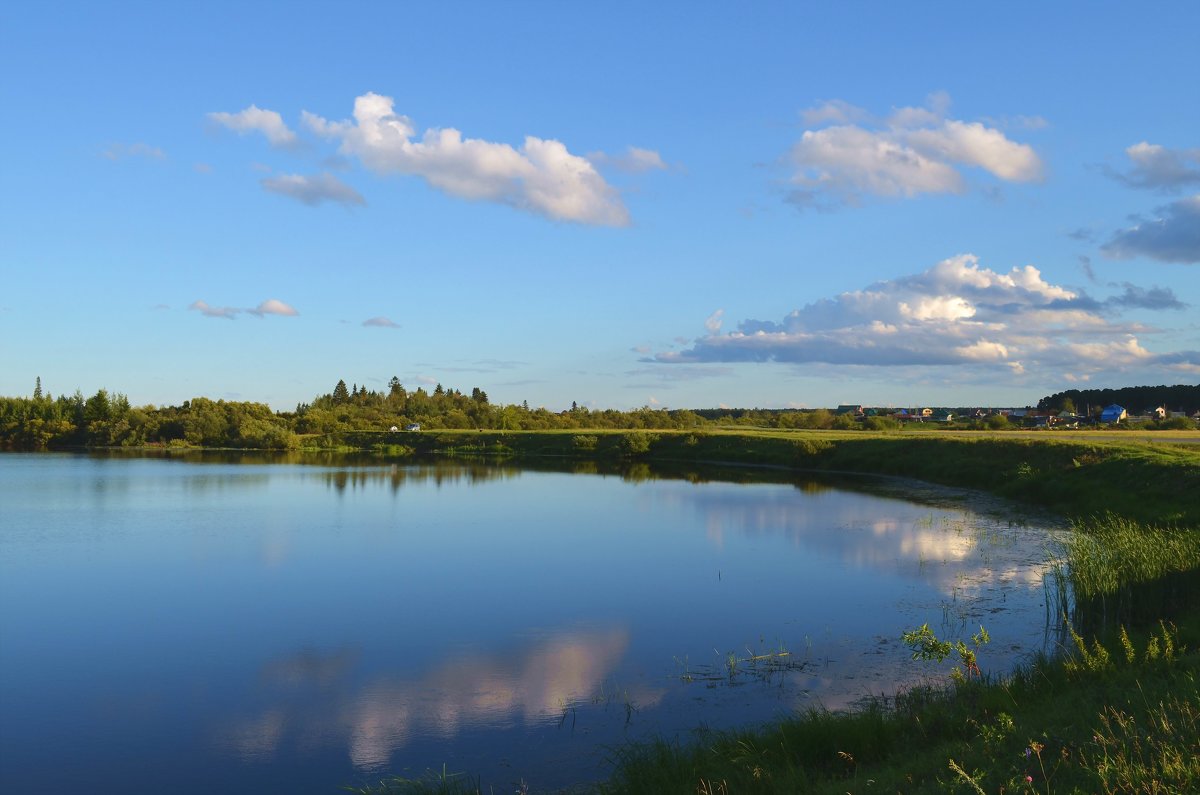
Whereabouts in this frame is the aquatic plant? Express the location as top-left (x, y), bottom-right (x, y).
top-left (901, 623), bottom-right (990, 682)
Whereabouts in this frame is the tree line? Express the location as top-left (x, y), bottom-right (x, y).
top-left (1038, 384), bottom-right (1200, 415)
top-left (0, 376), bottom-right (890, 450)
top-left (2, 377), bottom-right (1196, 451)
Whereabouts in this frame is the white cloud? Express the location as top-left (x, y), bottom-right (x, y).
top-left (189, 300), bottom-right (240, 320)
top-left (261, 172), bottom-right (365, 207)
top-left (303, 93), bottom-right (629, 225)
top-left (704, 309), bottom-right (725, 334)
top-left (899, 295), bottom-right (976, 322)
top-left (905, 120), bottom-right (1042, 182)
top-left (799, 99), bottom-right (871, 128)
top-left (190, 298), bottom-right (299, 320)
top-left (363, 316), bottom-right (400, 329)
top-left (791, 126), bottom-right (964, 200)
top-left (249, 299), bottom-right (298, 317)
top-left (102, 142), bottom-right (165, 161)
top-left (653, 254), bottom-right (1197, 381)
top-left (1102, 195), bottom-right (1200, 264)
top-left (587, 146), bottom-right (668, 173)
top-left (788, 94), bottom-right (1043, 209)
top-left (1106, 142), bottom-right (1200, 192)
top-left (209, 105), bottom-right (299, 149)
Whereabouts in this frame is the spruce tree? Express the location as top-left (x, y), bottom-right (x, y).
top-left (332, 379), bottom-right (350, 405)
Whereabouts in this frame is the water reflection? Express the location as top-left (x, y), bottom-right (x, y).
top-left (0, 453), bottom-right (1067, 794)
top-left (320, 464), bottom-right (520, 494)
top-left (222, 628), bottom-right (638, 770)
top-left (660, 484), bottom-right (1061, 602)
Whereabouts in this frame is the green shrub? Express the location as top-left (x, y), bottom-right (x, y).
top-left (621, 431), bottom-right (652, 457)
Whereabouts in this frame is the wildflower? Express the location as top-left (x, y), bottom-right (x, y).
top-left (1026, 775), bottom-right (1033, 783)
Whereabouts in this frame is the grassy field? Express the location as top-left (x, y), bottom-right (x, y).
top-left (321, 429), bottom-right (1200, 794)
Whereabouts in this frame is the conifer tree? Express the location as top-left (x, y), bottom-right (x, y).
top-left (332, 380), bottom-right (350, 405)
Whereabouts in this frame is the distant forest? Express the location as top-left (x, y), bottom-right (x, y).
top-left (2, 376), bottom-right (856, 450)
top-left (1038, 385), bottom-right (1200, 415)
top-left (1, 377), bottom-right (1196, 450)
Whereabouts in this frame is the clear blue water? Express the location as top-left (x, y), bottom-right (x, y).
top-left (0, 452), bottom-right (1064, 793)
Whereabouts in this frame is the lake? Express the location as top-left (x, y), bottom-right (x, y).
top-left (0, 452), bottom-right (1066, 793)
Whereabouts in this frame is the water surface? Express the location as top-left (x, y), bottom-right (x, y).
top-left (0, 452), bottom-right (1064, 792)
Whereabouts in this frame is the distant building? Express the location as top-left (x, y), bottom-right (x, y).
top-left (836, 404), bottom-right (863, 415)
top-left (1100, 405), bottom-right (1127, 424)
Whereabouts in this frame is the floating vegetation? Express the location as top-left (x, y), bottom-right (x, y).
top-left (675, 644), bottom-right (808, 687)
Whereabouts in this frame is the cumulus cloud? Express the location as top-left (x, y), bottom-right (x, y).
top-left (1102, 195), bottom-right (1200, 263)
top-left (209, 105), bottom-right (299, 149)
top-left (248, 299), bottom-right (299, 317)
top-left (261, 172), bottom-right (365, 207)
top-left (1105, 142), bottom-right (1200, 192)
top-left (363, 316), bottom-right (400, 328)
top-left (653, 254), bottom-right (1197, 381)
top-left (303, 93), bottom-right (629, 225)
top-left (190, 298), bottom-right (298, 319)
top-left (587, 146), bottom-right (668, 173)
top-left (788, 94), bottom-right (1043, 209)
top-left (188, 300), bottom-right (240, 319)
top-left (102, 142), bottom-right (165, 161)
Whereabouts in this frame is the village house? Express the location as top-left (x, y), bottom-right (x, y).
top-left (1100, 404), bottom-right (1127, 424)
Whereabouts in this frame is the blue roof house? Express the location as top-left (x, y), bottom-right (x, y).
top-left (1100, 404), bottom-right (1127, 424)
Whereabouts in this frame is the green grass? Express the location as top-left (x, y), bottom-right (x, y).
top-left (602, 617), bottom-right (1200, 795)
top-left (1064, 513), bottom-right (1200, 635)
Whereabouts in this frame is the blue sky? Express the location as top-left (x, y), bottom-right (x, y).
top-left (2, 2), bottom-right (1198, 411)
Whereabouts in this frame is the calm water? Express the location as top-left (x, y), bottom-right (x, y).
top-left (0, 452), bottom-right (1065, 793)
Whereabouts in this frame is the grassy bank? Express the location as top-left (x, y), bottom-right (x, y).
top-left (601, 615), bottom-right (1200, 794)
top-left (314, 429), bottom-right (1200, 526)
top-left (337, 431), bottom-right (1200, 794)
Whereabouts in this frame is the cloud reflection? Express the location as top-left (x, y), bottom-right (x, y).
top-left (346, 628), bottom-right (632, 767)
top-left (222, 627), bottom-right (635, 770)
top-left (658, 482), bottom-right (1062, 599)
